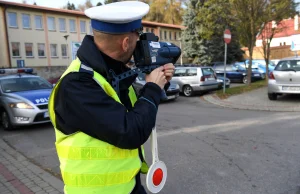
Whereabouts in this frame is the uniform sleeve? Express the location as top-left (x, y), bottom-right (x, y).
top-left (55, 72), bottom-right (161, 149)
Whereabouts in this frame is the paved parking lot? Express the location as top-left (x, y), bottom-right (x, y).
top-left (204, 86), bottom-right (300, 112)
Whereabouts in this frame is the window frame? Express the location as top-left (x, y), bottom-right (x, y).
top-left (25, 43), bottom-right (34, 57)
top-left (37, 43), bottom-right (46, 57)
top-left (59, 18), bottom-right (66, 32)
top-left (69, 19), bottom-right (76, 32)
top-left (50, 44), bottom-right (58, 57)
top-left (11, 42), bottom-right (20, 57)
top-left (8, 12), bottom-right (18, 28)
top-left (22, 13), bottom-right (31, 29)
top-left (61, 44), bottom-right (68, 57)
top-left (47, 16), bottom-right (56, 31)
top-left (35, 15), bottom-right (43, 30)
top-left (80, 20), bottom-right (86, 33)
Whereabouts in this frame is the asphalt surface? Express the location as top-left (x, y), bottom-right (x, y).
top-left (1, 95), bottom-right (300, 194)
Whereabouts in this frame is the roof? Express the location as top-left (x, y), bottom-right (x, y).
top-left (257, 17), bottom-right (300, 39)
top-left (279, 56), bottom-right (300, 61)
top-left (0, 0), bottom-right (184, 30)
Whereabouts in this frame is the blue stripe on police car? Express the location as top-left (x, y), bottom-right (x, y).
top-left (13, 89), bottom-right (51, 105)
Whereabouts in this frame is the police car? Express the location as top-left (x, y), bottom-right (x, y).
top-left (0, 68), bottom-right (52, 130)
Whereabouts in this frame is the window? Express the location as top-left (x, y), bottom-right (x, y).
top-left (89, 21), bottom-right (93, 35)
top-left (160, 31), bottom-right (163, 39)
top-left (174, 69), bottom-right (187, 77)
top-left (11, 42), bottom-right (20, 57)
top-left (25, 43), bottom-right (33, 57)
top-left (37, 43), bottom-right (45, 57)
top-left (48, 17), bottom-right (55, 31)
top-left (35, 15), bottom-right (43, 29)
top-left (8, 12), bottom-right (17, 27)
top-left (202, 68), bottom-right (215, 76)
top-left (186, 69), bottom-right (197, 76)
top-left (164, 31), bottom-right (167, 39)
top-left (146, 28), bottom-right (149, 32)
top-left (174, 32), bottom-right (177, 40)
top-left (61, 44), bottom-right (68, 57)
top-left (22, 14), bottom-right (31, 28)
top-left (169, 31), bottom-right (172, 40)
top-left (59, 18), bottom-right (66, 32)
top-left (80, 21), bottom-right (86, 33)
top-left (69, 19), bottom-right (76, 32)
top-left (50, 44), bottom-right (57, 57)
top-left (151, 29), bottom-right (154, 33)
top-left (0, 77), bottom-right (52, 93)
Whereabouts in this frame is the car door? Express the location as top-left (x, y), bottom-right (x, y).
top-left (172, 68), bottom-right (187, 91)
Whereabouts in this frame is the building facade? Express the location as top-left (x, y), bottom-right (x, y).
top-left (0, 0), bottom-right (186, 79)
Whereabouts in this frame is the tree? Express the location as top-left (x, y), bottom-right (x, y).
top-left (230, 0), bottom-right (297, 85)
top-left (104, 0), bottom-right (119, 4)
top-left (182, 0), bottom-right (244, 65)
top-left (257, 0), bottom-right (297, 81)
top-left (33, 2), bottom-right (37, 5)
top-left (96, 2), bottom-right (103, 6)
top-left (64, 1), bottom-right (76, 10)
top-left (145, 0), bottom-right (184, 25)
top-left (78, 0), bottom-right (94, 11)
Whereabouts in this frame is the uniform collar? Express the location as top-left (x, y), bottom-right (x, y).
top-left (76, 35), bottom-right (137, 91)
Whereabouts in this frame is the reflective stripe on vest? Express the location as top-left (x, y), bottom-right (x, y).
top-left (48, 58), bottom-right (148, 194)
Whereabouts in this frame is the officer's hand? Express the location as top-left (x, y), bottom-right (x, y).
top-left (163, 63), bottom-right (175, 81)
top-left (145, 66), bottom-right (167, 89)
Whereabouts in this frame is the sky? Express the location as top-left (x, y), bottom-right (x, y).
top-left (4, 0), bottom-right (105, 9)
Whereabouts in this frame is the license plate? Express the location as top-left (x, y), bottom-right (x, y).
top-left (254, 74), bottom-right (260, 76)
top-left (44, 111), bottom-right (49, 118)
top-left (282, 86), bottom-right (300, 91)
top-left (167, 95), bottom-right (176, 99)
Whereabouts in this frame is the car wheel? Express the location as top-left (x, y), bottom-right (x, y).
top-left (1, 111), bottom-right (14, 131)
top-left (183, 85), bottom-right (193, 97)
top-left (243, 76), bottom-right (248, 84)
top-left (268, 93), bottom-right (277, 101)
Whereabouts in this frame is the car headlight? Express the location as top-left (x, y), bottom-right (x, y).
top-left (242, 73), bottom-right (246, 76)
top-left (9, 103), bottom-right (34, 109)
top-left (217, 79), bottom-right (223, 83)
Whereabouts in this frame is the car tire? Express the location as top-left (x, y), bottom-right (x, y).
top-left (183, 85), bottom-right (193, 97)
top-left (243, 76), bottom-right (248, 84)
top-left (268, 93), bottom-right (277, 101)
top-left (1, 111), bottom-right (14, 131)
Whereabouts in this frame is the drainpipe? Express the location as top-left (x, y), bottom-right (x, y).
top-left (3, 6), bottom-right (12, 68)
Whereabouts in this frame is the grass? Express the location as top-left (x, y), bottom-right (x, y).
top-left (216, 80), bottom-right (268, 99)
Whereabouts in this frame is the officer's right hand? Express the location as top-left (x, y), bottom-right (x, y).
top-left (145, 66), bottom-right (167, 89)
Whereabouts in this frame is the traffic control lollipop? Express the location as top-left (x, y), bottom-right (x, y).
top-left (146, 127), bottom-right (167, 193)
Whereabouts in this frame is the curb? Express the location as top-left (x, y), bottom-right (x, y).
top-left (202, 94), bottom-right (300, 112)
top-left (0, 139), bottom-right (64, 192)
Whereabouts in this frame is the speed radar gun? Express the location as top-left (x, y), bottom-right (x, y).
top-left (109, 32), bottom-right (181, 193)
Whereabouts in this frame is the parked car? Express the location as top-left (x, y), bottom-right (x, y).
top-left (216, 76), bottom-right (231, 89)
top-left (172, 65), bottom-right (219, 97)
top-left (268, 57), bottom-right (300, 100)
top-left (0, 68), bottom-right (52, 130)
top-left (213, 64), bottom-right (264, 84)
top-left (244, 60), bottom-right (275, 75)
top-left (132, 73), bottom-right (180, 101)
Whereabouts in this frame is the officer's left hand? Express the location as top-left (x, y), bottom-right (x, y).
top-left (163, 63), bottom-right (175, 81)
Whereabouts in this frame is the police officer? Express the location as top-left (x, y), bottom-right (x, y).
top-left (48, 1), bottom-right (175, 194)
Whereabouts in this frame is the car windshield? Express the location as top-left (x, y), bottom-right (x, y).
top-left (275, 60), bottom-right (300, 71)
top-left (0, 77), bottom-right (52, 93)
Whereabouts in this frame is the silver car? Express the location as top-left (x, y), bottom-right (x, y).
top-left (0, 71), bottom-right (52, 130)
top-left (172, 66), bottom-right (219, 97)
top-left (268, 57), bottom-right (300, 100)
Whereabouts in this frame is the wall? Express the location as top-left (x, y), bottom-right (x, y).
top-left (0, 6), bottom-right (10, 67)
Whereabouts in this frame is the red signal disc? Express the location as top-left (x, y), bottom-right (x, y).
top-left (152, 168), bottom-right (163, 186)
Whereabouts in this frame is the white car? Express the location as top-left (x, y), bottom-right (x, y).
top-left (268, 57), bottom-right (300, 100)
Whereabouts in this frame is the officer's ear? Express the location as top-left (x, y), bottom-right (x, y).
top-left (121, 36), bottom-right (130, 52)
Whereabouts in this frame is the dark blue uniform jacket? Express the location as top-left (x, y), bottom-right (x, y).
top-left (54, 35), bottom-right (162, 194)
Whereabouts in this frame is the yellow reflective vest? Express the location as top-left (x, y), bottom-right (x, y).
top-left (48, 58), bottom-right (148, 194)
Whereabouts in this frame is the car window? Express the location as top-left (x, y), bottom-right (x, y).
top-left (202, 68), bottom-right (215, 76)
top-left (275, 60), bottom-right (300, 71)
top-left (174, 69), bottom-right (187, 77)
top-left (0, 77), bottom-right (52, 93)
top-left (186, 68), bottom-right (197, 76)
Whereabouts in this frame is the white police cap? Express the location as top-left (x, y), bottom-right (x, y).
top-left (85, 1), bottom-right (149, 34)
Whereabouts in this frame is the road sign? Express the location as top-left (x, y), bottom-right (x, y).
top-left (224, 29), bottom-right (231, 44)
top-left (146, 127), bottom-right (167, 193)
